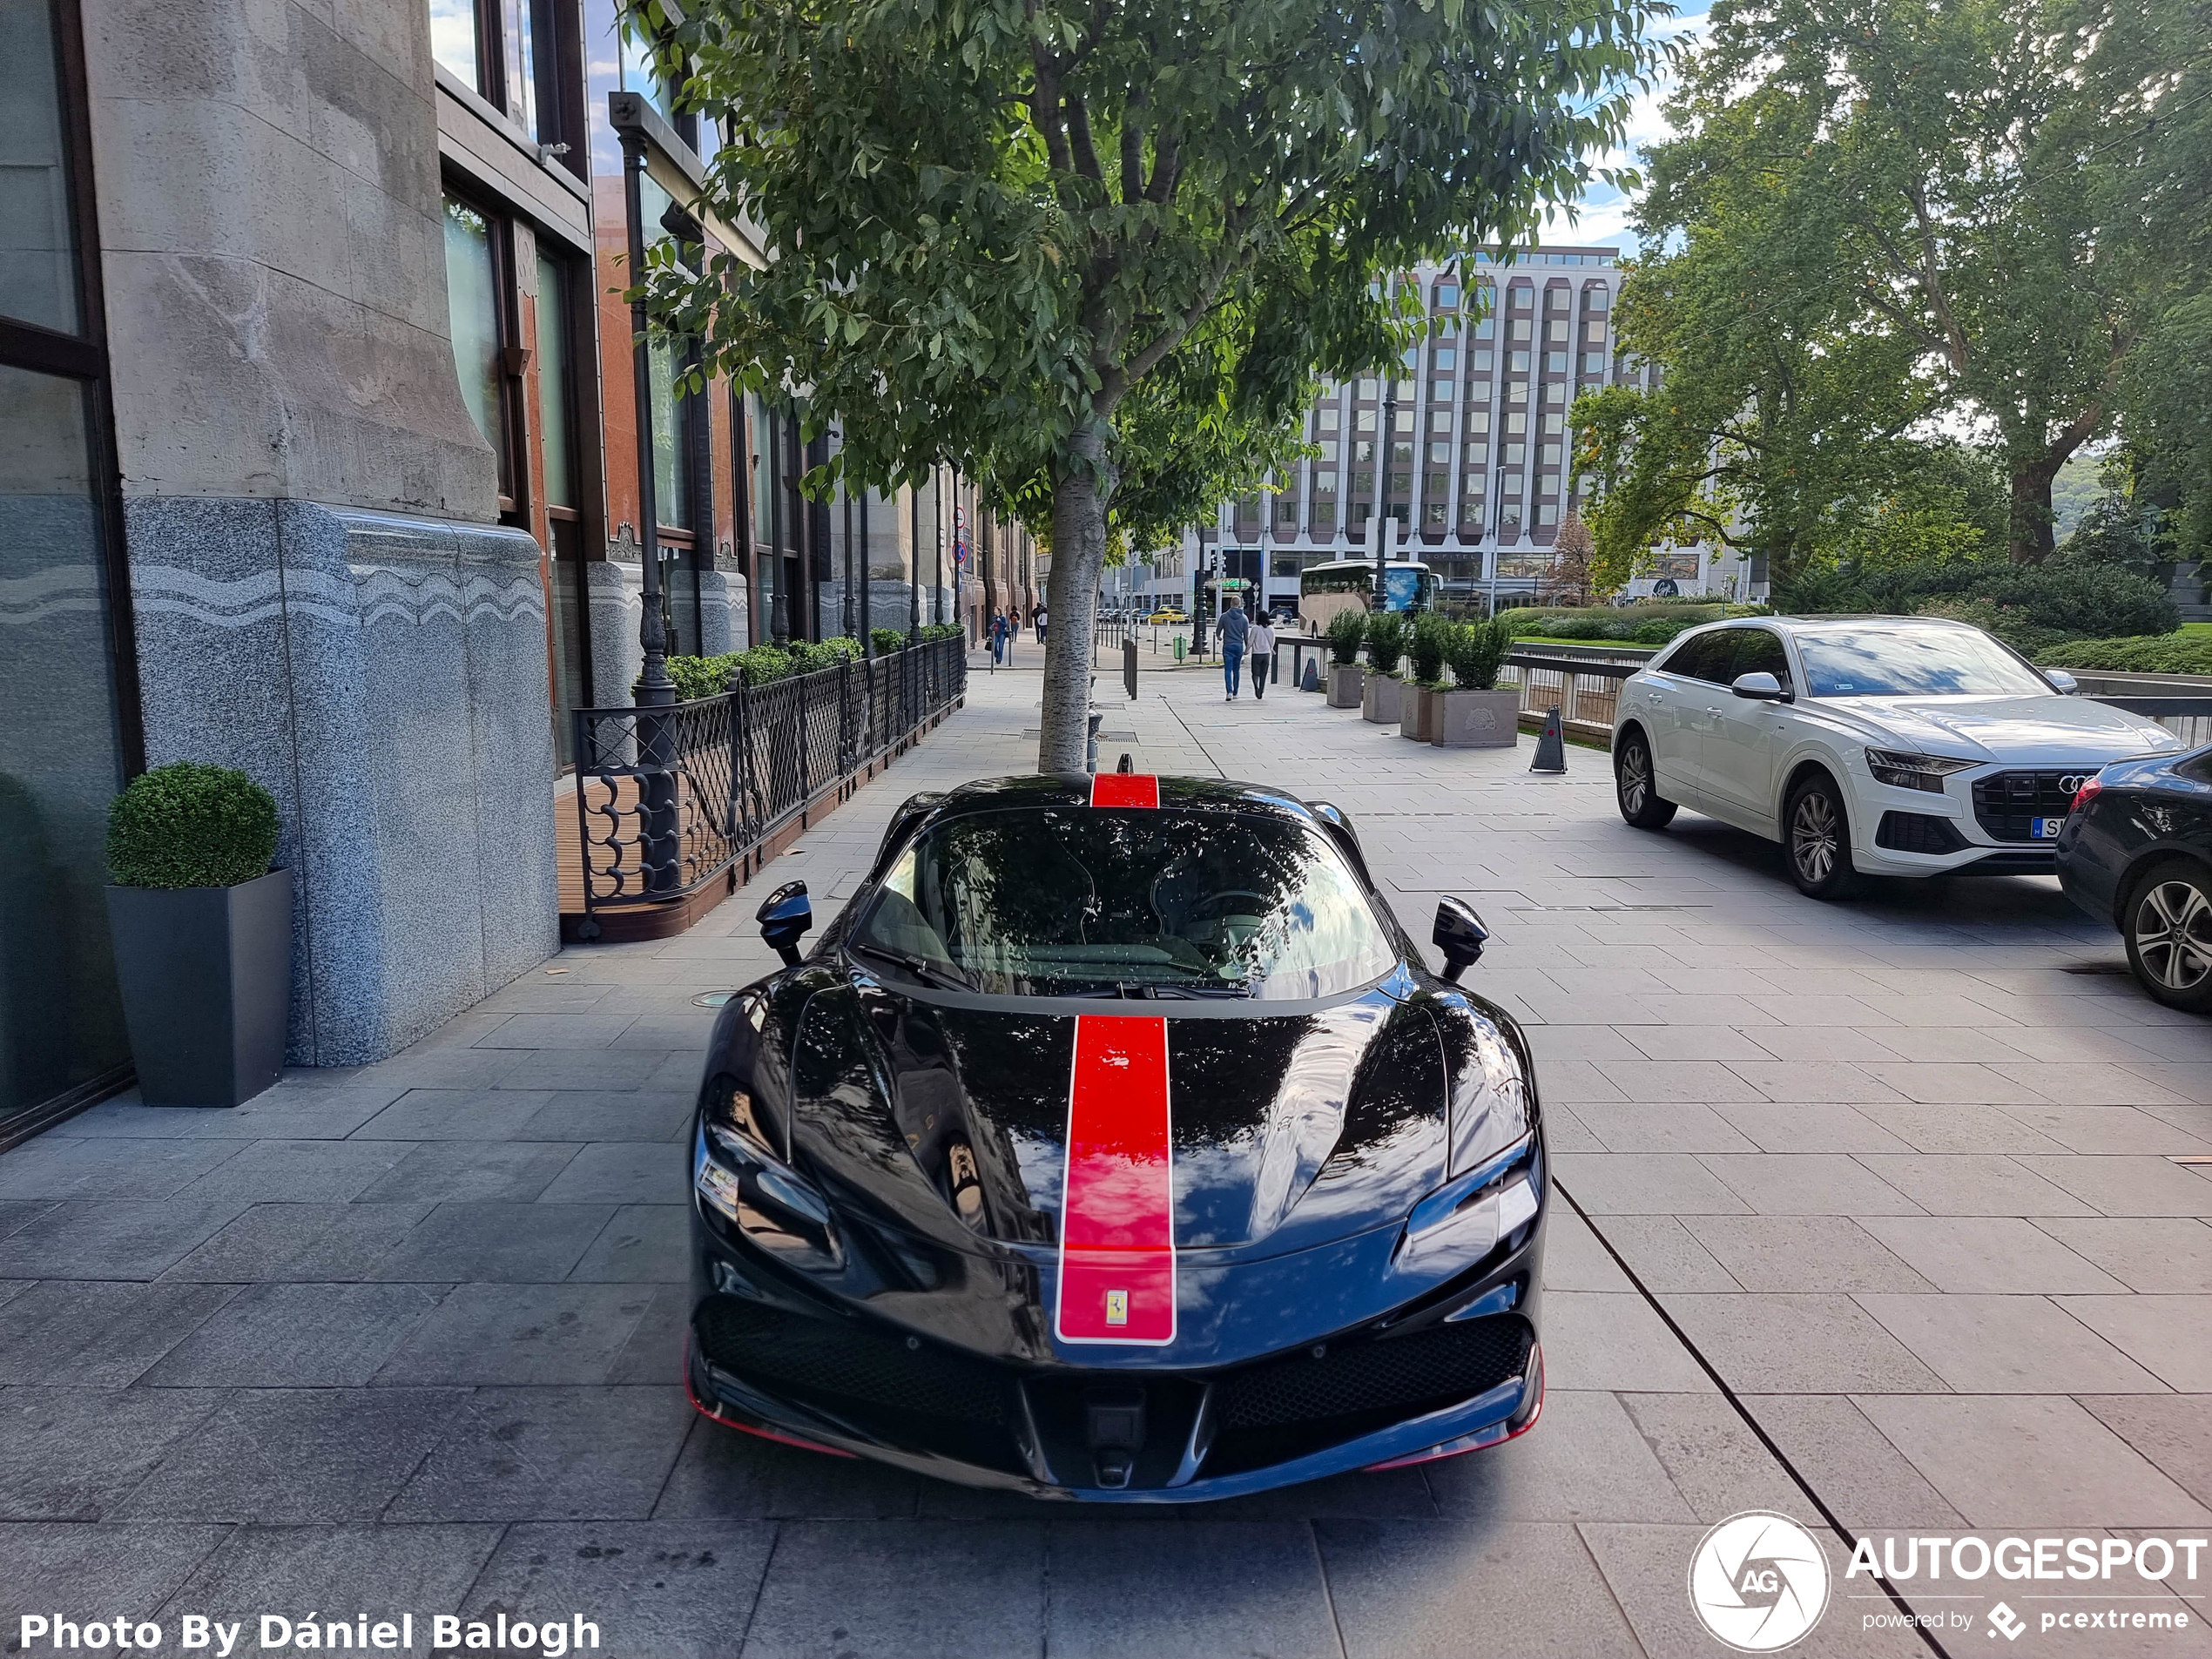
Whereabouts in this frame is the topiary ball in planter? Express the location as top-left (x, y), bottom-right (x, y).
top-left (108, 762), bottom-right (280, 889)
top-left (105, 764), bottom-right (291, 1108)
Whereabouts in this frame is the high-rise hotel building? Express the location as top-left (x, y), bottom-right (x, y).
top-left (1163, 247), bottom-right (1758, 617)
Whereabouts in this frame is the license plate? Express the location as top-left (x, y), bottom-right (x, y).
top-left (2032, 817), bottom-right (2063, 839)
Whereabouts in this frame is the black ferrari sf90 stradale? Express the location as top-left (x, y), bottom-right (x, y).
top-left (685, 773), bottom-right (1547, 1501)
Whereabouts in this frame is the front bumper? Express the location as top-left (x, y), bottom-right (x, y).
top-left (684, 1312), bottom-right (1544, 1502)
top-left (1846, 759), bottom-right (2110, 879)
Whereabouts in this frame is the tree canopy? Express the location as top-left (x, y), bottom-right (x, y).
top-left (642, 0), bottom-right (1662, 768)
top-left (1578, 0), bottom-right (2209, 577)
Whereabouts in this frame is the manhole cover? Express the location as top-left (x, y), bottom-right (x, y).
top-left (691, 990), bottom-right (738, 1008)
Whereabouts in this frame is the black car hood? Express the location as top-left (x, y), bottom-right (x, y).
top-left (800, 981), bottom-right (1450, 1264)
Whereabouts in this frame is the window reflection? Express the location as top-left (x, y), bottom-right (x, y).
top-left (442, 195), bottom-right (505, 470)
top-left (856, 810), bottom-right (1396, 999)
top-left (0, 0), bottom-right (81, 334)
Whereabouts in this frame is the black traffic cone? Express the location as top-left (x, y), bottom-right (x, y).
top-left (1530, 704), bottom-right (1567, 773)
top-left (1300, 657), bottom-right (1320, 692)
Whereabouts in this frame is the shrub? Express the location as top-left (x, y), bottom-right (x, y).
top-left (1407, 612), bottom-right (1453, 687)
top-left (1364, 610), bottom-right (1407, 676)
top-left (2035, 632), bottom-right (2212, 674)
top-left (788, 635), bottom-right (864, 674)
top-left (918, 622), bottom-right (966, 642)
top-left (735, 645), bottom-right (794, 685)
top-left (108, 763), bottom-right (280, 890)
top-left (871, 627), bottom-right (907, 656)
top-left (1631, 617), bottom-right (1702, 645)
top-left (1325, 608), bottom-right (1368, 665)
top-left (1777, 556), bottom-right (2178, 644)
top-left (1447, 619), bottom-right (1513, 691)
top-left (667, 653), bottom-right (745, 701)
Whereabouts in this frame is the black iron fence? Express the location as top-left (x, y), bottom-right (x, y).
top-left (570, 636), bottom-right (967, 934)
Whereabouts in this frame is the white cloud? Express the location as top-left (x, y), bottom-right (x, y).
top-left (1551, 0), bottom-right (1710, 255)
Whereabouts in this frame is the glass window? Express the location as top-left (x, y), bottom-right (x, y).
top-left (0, 365), bottom-right (130, 1122)
top-left (638, 173), bottom-right (692, 529)
top-left (856, 809), bottom-right (1396, 999)
top-left (1795, 627), bottom-right (2055, 698)
top-left (1733, 629), bottom-right (1793, 693)
top-left (2, 0), bottom-right (81, 334)
top-left (1659, 631), bottom-right (1739, 685)
top-left (496, 0), bottom-right (538, 138)
top-left (534, 252), bottom-right (573, 509)
top-left (429, 0), bottom-right (481, 89)
top-left (442, 194), bottom-right (505, 471)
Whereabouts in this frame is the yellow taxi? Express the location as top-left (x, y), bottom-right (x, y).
top-left (1145, 605), bottom-right (1189, 625)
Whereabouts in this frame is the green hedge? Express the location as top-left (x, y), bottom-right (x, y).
top-left (108, 762), bottom-right (280, 889)
top-left (1447, 618), bottom-right (1512, 691)
top-left (870, 627), bottom-right (907, 656)
top-left (1775, 557), bottom-right (2178, 651)
top-left (2033, 633), bottom-right (2212, 675)
top-left (1497, 601), bottom-right (1768, 646)
top-left (1364, 611), bottom-right (1407, 677)
top-left (1325, 609), bottom-right (1367, 665)
top-left (668, 630), bottom-right (956, 700)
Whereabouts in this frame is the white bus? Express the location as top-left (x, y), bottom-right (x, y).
top-left (1297, 560), bottom-right (1440, 632)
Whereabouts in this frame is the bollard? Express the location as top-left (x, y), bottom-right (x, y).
top-left (1173, 634), bottom-right (1187, 663)
top-left (1086, 709), bottom-right (1103, 774)
top-left (1300, 657), bottom-right (1320, 693)
top-left (1530, 705), bottom-right (1567, 773)
top-left (1117, 752), bottom-right (1134, 773)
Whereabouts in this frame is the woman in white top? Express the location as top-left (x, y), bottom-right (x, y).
top-left (1248, 613), bottom-right (1277, 699)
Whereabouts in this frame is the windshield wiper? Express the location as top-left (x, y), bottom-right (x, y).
top-left (847, 941), bottom-right (975, 992)
top-left (1102, 981), bottom-right (1252, 1000)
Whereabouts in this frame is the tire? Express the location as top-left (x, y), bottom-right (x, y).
top-left (1784, 770), bottom-right (1858, 900)
top-left (1614, 728), bottom-right (1676, 829)
top-left (2121, 858), bottom-right (2212, 1014)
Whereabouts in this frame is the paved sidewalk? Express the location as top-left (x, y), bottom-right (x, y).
top-left (3, 664), bottom-right (2208, 1658)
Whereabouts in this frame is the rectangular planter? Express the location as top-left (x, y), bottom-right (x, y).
top-left (105, 868), bottom-right (292, 1107)
top-left (1361, 672), bottom-right (1403, 725)
top-left (1325, 663), bottom-right (1365, 708)
top-left (1433, 687), bottom-right (1522, 749)
top-left (1399, 684), bottom-right (1442, 742)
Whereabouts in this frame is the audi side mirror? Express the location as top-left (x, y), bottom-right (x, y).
top-left (1433, 899), bottom-right (1488, 982)
top-left (756, 880), bottom-right (813, 968)
top-left (1731, 671), bottom-right (1786, 701)
top-left (2044, 669), bottom-right (2078, 695)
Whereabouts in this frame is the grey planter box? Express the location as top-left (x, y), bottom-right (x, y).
top-left (105, 868), bottom-right (292, 1107)
top-left (1400, 684), bottom-right (1442, 742)
top-left (1361, 672), bottom-right (1403, 725)
top-left (1325, 663), bottom-right (1364, 707)
top-left (1433, 688), bottom-right (1522, 748)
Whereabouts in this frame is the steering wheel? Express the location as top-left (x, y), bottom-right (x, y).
top-left (1190, 889), bottom-right (1269, 920)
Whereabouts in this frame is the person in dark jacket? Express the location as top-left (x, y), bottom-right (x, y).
top-left (1219, 596), bottom-right (1250, 700)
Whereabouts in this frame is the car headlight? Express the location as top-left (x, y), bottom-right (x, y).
top-left (698, 1074), bottom-right (840, 1267)
top-left (1865, 749), bottom-right (1977, 792)
top-left (1393, 1135), bottom-right (1538, 1279)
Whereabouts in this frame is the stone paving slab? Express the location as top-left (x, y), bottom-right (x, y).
top-left (1, 663), bottom-right (2208, 1656)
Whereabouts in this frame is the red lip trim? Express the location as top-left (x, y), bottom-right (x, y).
top-left (1089, 773), bottom-right (1160, 809)
top-left (1055, 1013), bottom-right (1177, 1345)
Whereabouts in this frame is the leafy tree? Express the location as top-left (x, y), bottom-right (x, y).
top-left (645, 0), bottom-right (1659, 769)
top-left (1602, 0), bottom-right (2191, 566)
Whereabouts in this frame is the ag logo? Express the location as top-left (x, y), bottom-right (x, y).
top-left (1687, 1511), bottom-right (1831, 1652)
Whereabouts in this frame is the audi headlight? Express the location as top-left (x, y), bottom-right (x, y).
top-left (1865, 749), bottom-right (1976, 793)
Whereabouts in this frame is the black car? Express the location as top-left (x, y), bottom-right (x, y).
top-left (2055, 742), bottom-right (2212, 1013)
top-left (684, 773), bottom-right (1547, 1501)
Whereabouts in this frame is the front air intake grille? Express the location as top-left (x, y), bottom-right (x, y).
top-left (1876, 811), bottom-right (1969, 854)
top-left (694, 1295), bottom-right (1012, 1426)
top-left (1206, 1315), bottom-right (1534, 1474)
top-left (1973, 770), bottom-right (2091, 842)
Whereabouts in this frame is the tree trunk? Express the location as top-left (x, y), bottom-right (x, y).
top-left (1037, 418), bottom-right (1115, 774)
top-left (2009, 459), bottom-right (2062, 565)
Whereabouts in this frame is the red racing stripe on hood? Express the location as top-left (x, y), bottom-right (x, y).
top-left (1055, 1013), bottom-right (1176, 1345)
top-left (1089, 772), bottom-right (1159, 808)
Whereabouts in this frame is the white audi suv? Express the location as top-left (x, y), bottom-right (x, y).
top-left (1608, 615), bottom-right (2189, 897)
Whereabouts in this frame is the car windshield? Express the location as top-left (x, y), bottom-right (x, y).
top-left (853, 807), bottom-right (1397, 999)
top-left (1795, 629), bottom-right (2055, 698)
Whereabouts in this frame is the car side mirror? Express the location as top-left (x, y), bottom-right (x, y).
top-left (1730, 671), bottom-right (1786, 701)
top-left (756, 880), bottom-right (813, 968)
top-left (1433, 899), bottom-right (1488, 982)
top-left (2044, 669), bottom-right (2078, 694)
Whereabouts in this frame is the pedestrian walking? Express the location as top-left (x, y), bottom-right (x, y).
top-left (1035, 604), bottom-right (1049, 644)
top-left (1249, 611), bottom-right (1275, 700)
top-left (1219, 595), bottom-right (1250, 700)
top-left (989, 610), bottom-right (1008, 664)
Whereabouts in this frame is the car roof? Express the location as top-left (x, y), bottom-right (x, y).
top-left (921, 774), bottom-right (1323, 825)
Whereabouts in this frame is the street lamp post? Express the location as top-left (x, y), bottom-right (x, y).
top-left (1374, 378), bottom-right (1399, 608)
top-left (613, 100), bottom-right (678, 897)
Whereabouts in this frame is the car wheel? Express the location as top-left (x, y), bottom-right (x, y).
top-left (1784, 771), bottom-right (1858, 900)
top-left (2122, 858), bottom-right (2212, 1014)
top-left (1614, 730), bottom-right (1676, 829)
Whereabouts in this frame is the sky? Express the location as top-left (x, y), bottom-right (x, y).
top-left (1534, 0), bottom-right (1712, 258)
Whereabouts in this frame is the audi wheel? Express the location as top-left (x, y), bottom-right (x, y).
top-left (1614, 729), bottom-right (1676, 830)
top-left (1784, 771), bottom-right (1858, 900)
top-left (2123, 859), bottom-right (2212, 1014)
